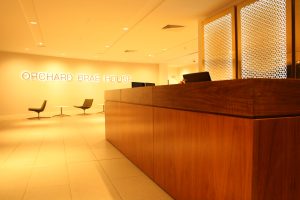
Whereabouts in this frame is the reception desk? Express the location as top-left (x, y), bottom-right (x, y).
top-left (105, 79), bottom-right (300, 200)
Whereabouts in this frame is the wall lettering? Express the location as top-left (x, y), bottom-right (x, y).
top-left (21, 71), bottom-right (132, 83)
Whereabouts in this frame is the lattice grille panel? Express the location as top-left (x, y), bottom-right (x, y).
top-left (240, 0), bottom-right (287, 78)
top-left (204, 14), bottom-right (233, 80)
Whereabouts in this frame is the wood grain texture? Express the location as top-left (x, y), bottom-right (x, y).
top-left (152, 79), bottom-right (300, 117)
top-left (105, 78), bottom-right (300, 200)
top-left (106, 102), bottom-right (154, 178)
top-left (153, 107), bottom-right (254, 200)
top-left (252, 116), bottom-right (300, 200)
top-left (153, 79), bottom-right (254, 117)
top-left (105, 89), bottom-right (121, 101)
top-left (121, 86), bottom-right (152, 105)
top-left (253, 79), bottom-right (300, 116)
top-left (106, 79), bottom-right (300, 118)
top-left (105, 101), bottom-right (121, 148)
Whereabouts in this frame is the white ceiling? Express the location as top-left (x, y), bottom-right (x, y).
top-left (0, 0), bottom-right (234, 67)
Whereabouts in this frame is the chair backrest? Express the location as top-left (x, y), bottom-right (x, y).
top-left (83, 99), bottom-right (93, 108)
top-left (40, 100), bottom-right (47, 111)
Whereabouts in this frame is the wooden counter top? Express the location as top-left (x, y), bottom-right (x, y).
top-left (105, 79), bottom-right (300, 118)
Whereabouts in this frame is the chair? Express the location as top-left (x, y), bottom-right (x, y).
top-left (28, 100), bottom-right (47, 118)
top-left (74, 99), bottom-right (93, 114)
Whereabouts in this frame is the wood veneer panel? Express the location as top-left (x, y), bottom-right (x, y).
top-left (153, 107), bottom-right (253, 200)
top-left (117, 102), bottom-right (154, 178)
top-left (253, 79), bottom-right (300, 117)
top-left (105, 101), bottom-right (121, 148)
top-left (105, 89), bottom-right (121, 101)
top-left (121, 86), bottom-right (152, 105)
top-left (152, 79), bottom-right (300, 117)
top-left (153, 79), bottom-right (254, 117)
top-left (252, 117), bottom-right (300, 200)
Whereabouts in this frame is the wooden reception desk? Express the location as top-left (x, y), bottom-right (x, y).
top-left (105, 79), bottom-right (300, 200)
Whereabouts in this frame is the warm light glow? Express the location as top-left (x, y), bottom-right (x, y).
top-left (240, 0), bottom-right (287, 78)
top-left (105, 45), bottom-right (110, 48)
top-left (204, 13), bottom-right (233, 80)
top-left (122, 27), bottom-right (129, 31)
top-left (0, 52), bottom-right (158, 116)
top-left (29, 21), bottom-right (37, 25)
top-left (38, 42), bottom-right (44, 47)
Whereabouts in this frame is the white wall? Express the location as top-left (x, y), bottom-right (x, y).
top-left (0, 51), bottom-right (159, 117)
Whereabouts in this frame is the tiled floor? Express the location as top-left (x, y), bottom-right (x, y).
top-left (0, 114), bottom-right (173, 200)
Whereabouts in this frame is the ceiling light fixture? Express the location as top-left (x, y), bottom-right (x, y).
top-left (148, 54), bottom-right (153, 57)
top-left (123, 27), bottom-right (129, 31)
top-left (29, 21), bottom-right (37, 25)
top-left (162, 24), bottom-right (185, 29)
top-left (38, 42), bottom-right (44, 47)
top-left (105, 45), bottom-right (110, 48)
top-left (124, 50), bottom-right (137, 53)
top-left (162, 48), bottom-right (167, 51)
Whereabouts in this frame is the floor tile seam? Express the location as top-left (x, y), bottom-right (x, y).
top-left (80, 130), bottom-right (124, 200)
top-left (62, 134), bottom-right (74, 200)
top-left (93, 157), bottom-right (125, 162)
top-left (1, 135), bottom-right (27, 168)
top-left (95, 161), bottom-right (125, 200)
top-left (20, 134), bottom-right (46, 200)
top-left (109, 174), bottom-right (147, 181)
top-left (79, 131), bottom-right (99, 161)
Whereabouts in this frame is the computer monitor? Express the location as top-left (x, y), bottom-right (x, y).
top-left (145, 83), bottom-right (155, 86)
top-left (131, 82), bottom-right (155, 88)
top-left (183, 72), bottom-right (211, 83)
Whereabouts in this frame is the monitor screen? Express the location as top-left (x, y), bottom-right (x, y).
top-left (145, 83), bottom-right (155, 86)
top-left (183, 72), bottom-right (211, 83)
top-left (131, 82), bottom-right (155, 88)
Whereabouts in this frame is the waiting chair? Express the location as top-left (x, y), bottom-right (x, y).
top-left (28, 100), bottom-right (47, 118)
top-left (74, 99), bottom-right (93, 114)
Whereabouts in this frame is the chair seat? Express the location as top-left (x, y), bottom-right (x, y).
top-left (74, 99), bottom-right (93, 114)
top-left (29, 108), bottom-right (42, 112)
top-left (28, 100), bottom-right (47, 118)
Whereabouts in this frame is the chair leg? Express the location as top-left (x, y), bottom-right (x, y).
top-left (38, 112), bottom-right (40, 119)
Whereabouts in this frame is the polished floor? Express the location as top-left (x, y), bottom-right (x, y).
top-left (0, 114), bottom-right (173, 200)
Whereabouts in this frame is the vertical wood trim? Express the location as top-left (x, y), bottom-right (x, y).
top-left (292, 0), bottom-right (296, 78)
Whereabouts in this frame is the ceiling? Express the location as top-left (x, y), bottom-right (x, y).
top-left (0, 0), bottom-right (234, 67)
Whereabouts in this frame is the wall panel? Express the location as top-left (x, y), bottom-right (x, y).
top-left (0, 51), bottom-right (159, 117)
top-left (238, 0), bottom-right (291, 79)
top-left (202, 8), bottom-right (236, 80)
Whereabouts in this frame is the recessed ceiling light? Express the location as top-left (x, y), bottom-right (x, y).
top-left (123, 27), bottom-right (129, 31)
top-left (105, 45), bottom-right (110, 48)
top-left (124, 49), bottom-right (137, 53)
top-left (29, 21), bottom-right (37, 25)
top-left (148, 54), bottom-right (153, 57)
top-left (162, 48), bottom-right (167, 51)
top-left (162, 24), bottom-right (185, 29)
top-left (38, 42), bottom-right (44, 47)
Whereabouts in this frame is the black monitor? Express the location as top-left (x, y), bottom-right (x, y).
top-left (145, 83), bottom-right (155, 86)
top-left (131, 82), bottom-right (155, 88)
top-left (183, 72), bottom-right (211, 83)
